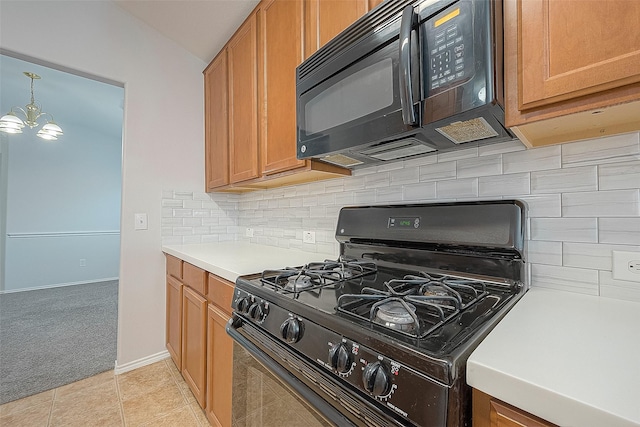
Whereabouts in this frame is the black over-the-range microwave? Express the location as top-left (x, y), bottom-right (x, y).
top-left (296, 0), bottom-right (516, 169)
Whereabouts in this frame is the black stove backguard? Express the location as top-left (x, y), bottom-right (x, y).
top-left (227, 200), bottom-right (527, 427)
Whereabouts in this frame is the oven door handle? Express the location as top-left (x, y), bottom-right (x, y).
top-left (399, 4), bottom-right (417, 126)
top-left (226, 316), bottom-right (358, 427)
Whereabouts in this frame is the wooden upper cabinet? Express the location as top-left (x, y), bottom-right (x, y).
top-left (504, 0), bottom-right (640, 146)
top-left (258, 0), bottom-right (306, 175)
top-left (227, 12), bottom-right (260, 184)
top-left (305, 0), bottom-right (369, 57)
top-left (204, 51), bottom-right (229, 191)
top-left (517, 0), bottom-right (640, 110)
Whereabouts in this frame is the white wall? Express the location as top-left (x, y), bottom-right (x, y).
top-left (163, 133), bottom-right (640, 303)
top-left (0, 1), bottom-right (207, 367)
top-left (4, 123), bottom-right (122, 292)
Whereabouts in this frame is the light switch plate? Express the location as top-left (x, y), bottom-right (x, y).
top-left (134, 213), bottom-right (148, 230)
top-left (612, 251), bottom-right (640, 282)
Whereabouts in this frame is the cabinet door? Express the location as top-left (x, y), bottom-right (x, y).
top-left (205, 304), bottom-right (233, 427)
top-left (204, 50), bottom-right (229, 190)
top-left (517, 0), bottom-right (640, 110)
top-left (182, 286), bottom-right (208, 408)
top-left (228, 12), bottom-right (260, 184)
top-left (473, 389), bottom-right (558, 427)
top-left (259, 0), bottom-right (306, 175)
top-left (305, 0), bottom-right (369, 57)
top-left (166, 275), bottom-right (183, 369)
top-left (207, 273), bottom-right (235, 316)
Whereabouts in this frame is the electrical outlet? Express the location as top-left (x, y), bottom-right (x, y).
top-left (303, 231), bottom-right (316, 244)
top-left (79, 259), bottom-right (86, 267)
top-left (612, 251), bottom-right (640, 282)
top-left (246, 227), bottom-right (254, 238)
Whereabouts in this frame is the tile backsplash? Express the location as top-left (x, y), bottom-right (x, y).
top-left (162, 132), bottom-right (640, 302)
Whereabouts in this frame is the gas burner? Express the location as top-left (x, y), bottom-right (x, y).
top-left (372, 299), bottom-right (418, 332)
top-left (284, 274), bottom-right (314, 291)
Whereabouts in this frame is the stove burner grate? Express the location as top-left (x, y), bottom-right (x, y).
top-left (337, 272), bottom-right (490, 338)
top-left (260, 258), bottom-right (377, 295)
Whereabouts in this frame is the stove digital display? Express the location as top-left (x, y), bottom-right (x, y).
top-left (388, 217), bottom-right (420, 229)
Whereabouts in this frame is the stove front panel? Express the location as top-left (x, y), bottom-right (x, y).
top-left (231, 284), bottom-right (450, 427)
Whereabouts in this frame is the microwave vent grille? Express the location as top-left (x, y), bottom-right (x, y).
top-left (322, 154), bottom-right (364, 167)
top-left (435, 117), bottom-right (499, 144)
top-left (298, 0), bottom-right (416, 81)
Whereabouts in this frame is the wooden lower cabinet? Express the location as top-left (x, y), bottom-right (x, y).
top-left (182, 286), bottom-right (208, 408)
top-left (166, 275), bottom-right (183, 369)
top-left (205, 304), bottom-right (233, 427)
top-left (473, 389), bottom-right (558, 427)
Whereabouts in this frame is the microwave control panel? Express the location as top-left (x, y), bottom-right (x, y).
top-left (425, 2), bottom-right (474, 93)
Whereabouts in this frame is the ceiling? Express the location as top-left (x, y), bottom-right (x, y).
top-left (114, 0), bottom-right (260, 63)
top-left (0, 0), bottom-right (259, 143)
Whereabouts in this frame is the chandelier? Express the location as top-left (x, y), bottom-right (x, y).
top-left (0, 72), bottom-right (64, 140)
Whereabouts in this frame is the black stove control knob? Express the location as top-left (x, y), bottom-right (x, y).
top-left (248, 301), bottom-right (268, 322)
top-left (362, 361), bottom-right (391, 397)
top-left (280, 317), bottom-right (304, 343)
top-left (328, 343), bottom-right (352, 374)
top-left (236, 297), bottom-right (251, 314)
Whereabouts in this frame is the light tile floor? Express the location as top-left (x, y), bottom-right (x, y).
top-left (0, 359), bottom-right (210, 427)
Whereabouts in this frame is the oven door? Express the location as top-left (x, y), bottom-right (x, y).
top-left (227, 316), bottom-right (410, 427)
top-left (295, 17), bottom-right (425, 166)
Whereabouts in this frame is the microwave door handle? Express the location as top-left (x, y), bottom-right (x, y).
top-left (399, 4), bottom-right (417, 126)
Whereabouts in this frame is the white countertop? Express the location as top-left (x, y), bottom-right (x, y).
top-left (162, 242), bottom-right (335, 283)
top-left (467, 287), bottom-right (640, 427)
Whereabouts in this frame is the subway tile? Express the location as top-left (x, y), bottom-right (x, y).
top-left (402, 182), bottom-right (437, 201)
top-left (317, 193), bottom-right (336, 206)
top-left (172, 191), bottom-right (194, 200)
top-left (562, 189), bottom-right (639, 217)
top-left (562, 242), bottom-right (640, 270)
top-left (390, 167), bottom-right (420, 186)
top-left (478, 173), bottom-right (530, 197)
top-left (403, 153), bottom-right (438, 169)
top-left (172, 209), bottom-right (193, 218)
top-left (503, 145), bottom-right (561, 173)
top-left (173, 227), bottom-right (194, 236)
top-left (478, 139), bottom-right (526, 156)
top-left (192, 209), bottom-right (210, 217)
top-left (364, 172), bottom-right (390, 188)
top-left (201, 217), bottom-right (220, 226)
top-left (182, 200), bottom-right (202, 209)
top-left (354, 189), bottom-right (376, 204)
top-left (518, 194), bottom-right (562, 217)
top-left (161, 227), bottom-right (173, 237)
top-left (377, 162), bottom-right (405, 173)
top-left (182, 235), bottom-right (202, 244)
top-left (562, 132), bottom-right (640, 167)
top-left (419, 161), bottom-right (456, 182)
top-left (162, 199), bottom-right (183, 207)
top-left (531, 263), bottom-right (599, 295)
top-left (343, 176), bottom-right (366, 191)
top-left (182, 218), bottom-right (202, 227)
top-left (531, 166), bottom-right (597, 194)
top-left (436, 178), bottom-right (478, 199)
top-left (599, 271), bottom-right (640, 303)
top-left (457, 154), bottom-right (502, 178)
top-left (162, 218), bottom-right (182, 226)
top-left (335, 191), bottom-right (355, 205)
top-left (530, 218), bottom-right (598, 242)
top-left (201, 235), bottom-right (220, 243)
top-left (598, 160), bottom-right (640, 190)
top-left (437, 146), bottom-right (478, 162)
top-left (599, 218), bottom-right (640, 245)
top-left (193, 192), bottom-right (211, 201)
top-left (162, 236), bottom-right (183, 245)
top-left (376, 187), bottom-right (404, 203)
top-left (527, 240), bottom-right (562, 266)
top-left (302, 196), bottom-right (318, 207)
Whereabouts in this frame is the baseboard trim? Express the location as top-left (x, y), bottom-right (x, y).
top-left (0, 277), bottom-right (119, 294)
top-left (114, 350), bottom-right (170, 375)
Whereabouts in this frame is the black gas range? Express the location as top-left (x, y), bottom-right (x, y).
top-left (227, 201), bottom-right (527, 427)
